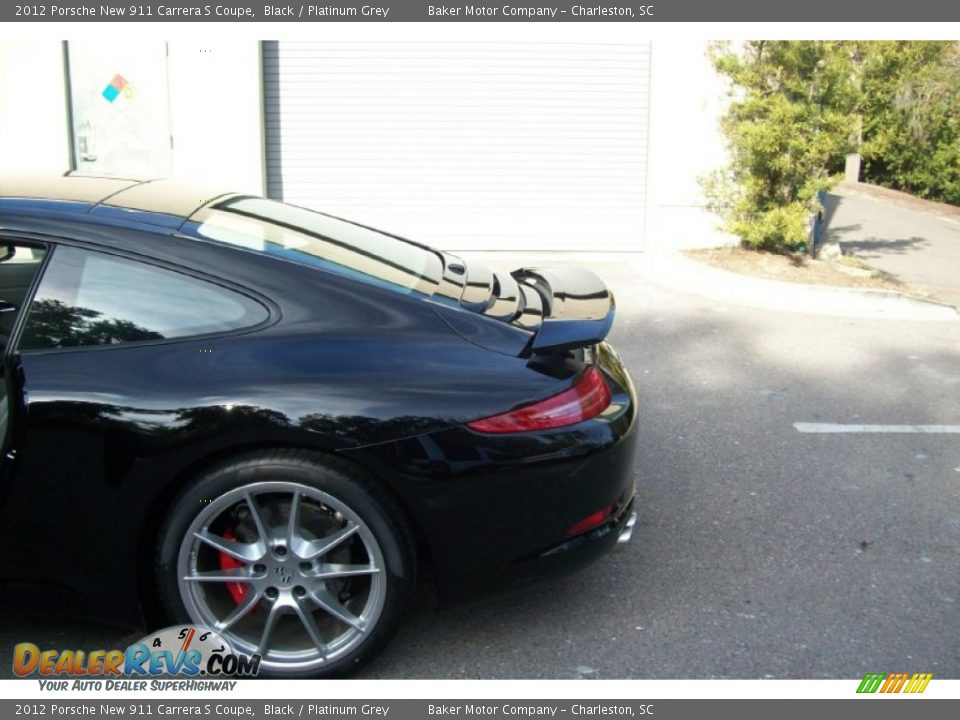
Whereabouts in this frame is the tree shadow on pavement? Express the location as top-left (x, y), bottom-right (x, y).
top-left (842, 236), bottom-right (931, 259)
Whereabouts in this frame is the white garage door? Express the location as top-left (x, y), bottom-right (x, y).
top-left (263, 41), bottom-right (650, 251)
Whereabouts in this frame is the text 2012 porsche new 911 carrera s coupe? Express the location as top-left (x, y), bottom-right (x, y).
top-left (0, 175), bottom-right (638, 677)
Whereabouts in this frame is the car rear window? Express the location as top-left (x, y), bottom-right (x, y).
top-left (188, 197), bottom-right (442, 296)
top-left (19, 246), bottom-right (269, 350)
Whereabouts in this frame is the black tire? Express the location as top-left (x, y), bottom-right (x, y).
top-left (156, 449), bottom-right (415, 678)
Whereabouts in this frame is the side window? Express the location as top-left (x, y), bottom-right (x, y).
top-left (0, 243), bottom-right (47, 350)
top-left (19, 246), bottom-right (269, 350)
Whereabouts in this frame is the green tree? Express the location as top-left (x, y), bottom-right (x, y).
top-left (705, 41), bottom-right (859, 253)
top-left (706, 41), bottom-right (960, 254)
top-left (859, 41), bottom-right (960, 203)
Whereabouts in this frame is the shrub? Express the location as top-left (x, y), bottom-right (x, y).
top-left (859, 42), bottom-right (960, 204)
top-left (706, 41), bottom-right (960, 254)
top-left (706, 42), bottom-right (857, 253)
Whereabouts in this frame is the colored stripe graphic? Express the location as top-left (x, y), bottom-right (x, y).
top-left (857, 672), bottom-right (932, 693)
top-left (904, 673), bottom-right (934, 693)
top-left (882, 672), bottom-right (909, 693)
top-left (857, 673), bottom-right (885, 693)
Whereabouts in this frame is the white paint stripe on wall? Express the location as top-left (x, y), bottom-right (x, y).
top-left (794, 423), bottom-right (960, 434)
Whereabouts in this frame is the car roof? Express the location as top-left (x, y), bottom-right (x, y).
top-left (0, 174), bottom-right (234, 222)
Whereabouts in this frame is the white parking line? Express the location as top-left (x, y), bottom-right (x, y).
top-left (794, 423), bottom-right (960, 434)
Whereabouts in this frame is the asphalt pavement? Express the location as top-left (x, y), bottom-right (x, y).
top-left (825, 186), bottom-right (960, 308)
top-left (2, 256), bottom-right (958, 679)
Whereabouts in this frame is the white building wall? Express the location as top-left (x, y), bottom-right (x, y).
top-left (0, 39), bottom-right (732, 254)
top-left (646, 39), bottom-right (738, 251)
top-left (0, 41), bottom-right (264, 195)
top-left (0, 40), bottom-right (71, 174)
top-left (262, 40), bottom-right (651, 251)
top-left (166, 42), bottom-right (265, 195)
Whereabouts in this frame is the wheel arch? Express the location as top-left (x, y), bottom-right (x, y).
top-left (135, 441), bottom-right (432, 630)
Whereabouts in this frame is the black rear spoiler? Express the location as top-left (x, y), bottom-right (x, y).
top-left (513, 267), bottom-right (615, 354)
top-left (433, 256), bottom-right (616, 357)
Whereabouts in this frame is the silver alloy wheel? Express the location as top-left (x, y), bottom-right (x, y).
top-left (176, 481), bottom-right (386, 674)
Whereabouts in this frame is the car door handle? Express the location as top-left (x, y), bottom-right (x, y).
top-left (0, 301), bottom-right (17, 313)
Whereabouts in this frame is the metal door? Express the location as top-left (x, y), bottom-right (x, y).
top-left (67, 40), bottom-right (172, 178)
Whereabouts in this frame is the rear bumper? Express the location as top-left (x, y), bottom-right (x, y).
top-left (343, 341), bottom-right (639, 605)
top-left (508, 496), bottom-right (636, 589)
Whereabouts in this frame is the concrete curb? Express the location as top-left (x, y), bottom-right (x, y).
top-left (643, 251), bottom-right (959, 322)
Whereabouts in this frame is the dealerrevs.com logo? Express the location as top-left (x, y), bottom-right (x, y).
top-left (13, 626), bottom-right (260, 688)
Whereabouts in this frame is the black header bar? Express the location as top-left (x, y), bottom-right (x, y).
top-left (6, 0), bottom-right (960, 22)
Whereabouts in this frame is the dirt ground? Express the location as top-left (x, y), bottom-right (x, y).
top-left (684, 246), bottom-right (921, 294)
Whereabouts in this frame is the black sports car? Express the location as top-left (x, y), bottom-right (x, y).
top-left (0, 176), bottom-right (638, 677)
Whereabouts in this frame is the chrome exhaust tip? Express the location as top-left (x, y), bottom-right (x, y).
top-left (616, 511), bottom-right (637, 546)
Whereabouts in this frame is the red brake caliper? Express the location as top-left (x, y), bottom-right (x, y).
top-left (219, 527), bottom-right (249, 605)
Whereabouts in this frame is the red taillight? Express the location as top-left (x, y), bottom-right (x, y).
top-left (566, 505), bottom-right (614, 537)
top-left (466, 365), bottom-right (612, 434)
